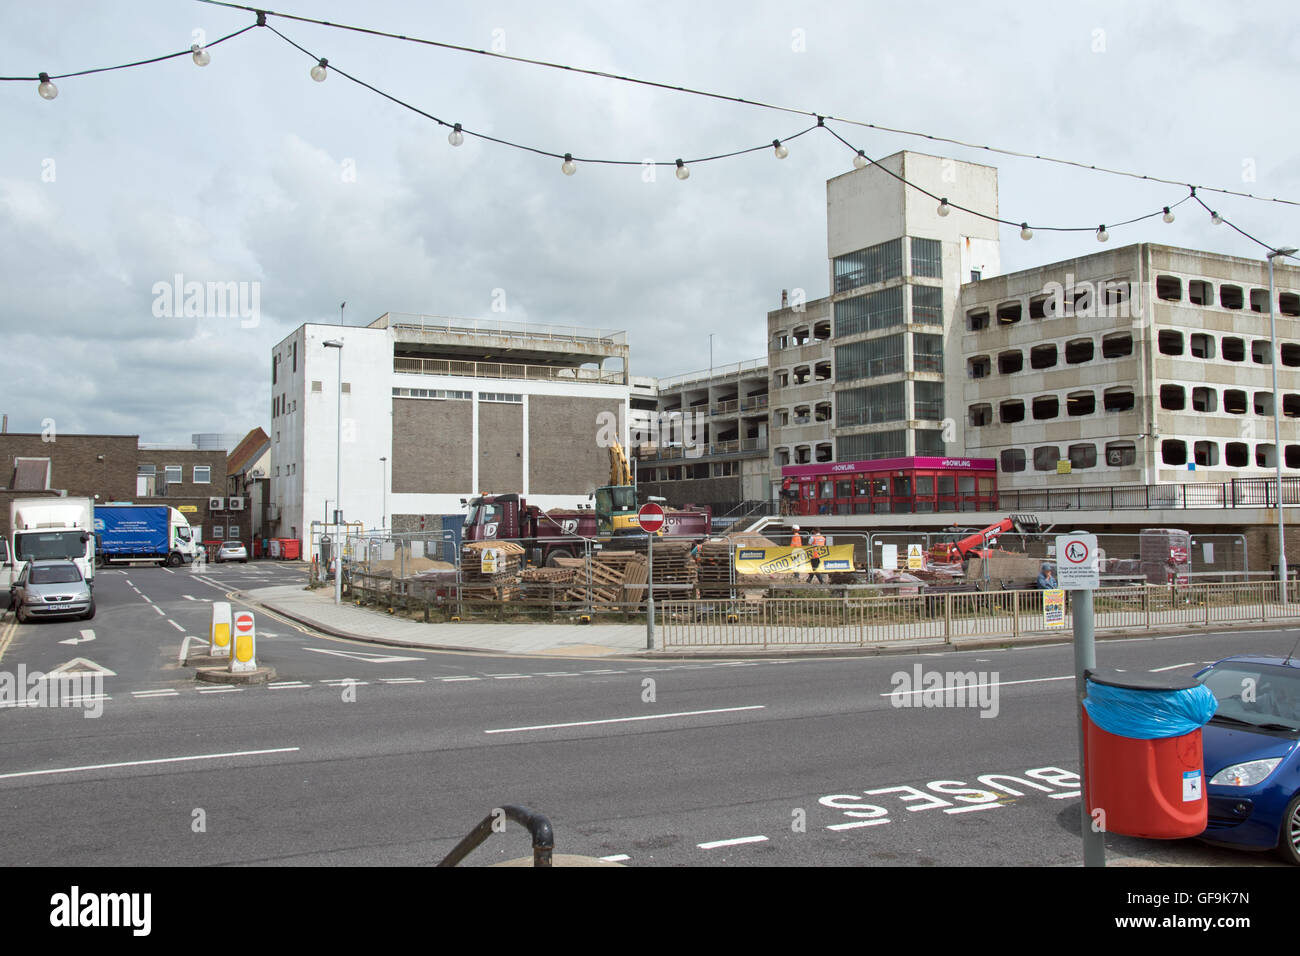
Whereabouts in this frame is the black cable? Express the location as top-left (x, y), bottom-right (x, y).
top-left (0, 24), bottom-right (258, 81)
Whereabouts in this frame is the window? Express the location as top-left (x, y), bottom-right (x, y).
top-left (914, 381), bottom-right (945, 420)
top-left (1000, 449), bottom-right (1026, 473)
top-left (837, 430), bottom-right (906, 461)
top-left (1155, 276), bottom-right (1182, 301)
top-left (969, 404), bottom-right (993, 427)
top-left (1194, 441), bottom-right (1218, 467)
top-left (164, 465), bottom-right (182, 485)
top-left (1000, 400), bottom-right (1025, 424)
top-left (1103, 388), bottom-right (1135, 413)
top-left (915, 429), bottom-right (946, 456)
top-left (1065, 339), bottom-right (1094, 364)
top-left (835, 287), bottom-right (905, 336)
top-left (1032, 395), bottom-right (1059, 420)
top-left (1250, 289), bottom-right (1270, 313)
top-left (912, 286), bottom-right (943, 326)
top-left (1220, 285), bottom-right (1244, 310)
top-left (997, 301), bottom-right (1022, 325)
top-left (1158, 330), bottom-right (1184, 355)
top-left (479, 392), bottom-right (523, 403)
top-left (1068, 444), bottom-right (1097, 469)
top-left (1102, 332), bottom-right (1133, 358)
top-left (1281, 293), bottom-right (1300, 317)
top-left (1222, 338), bottom-right (1245, 362)
top-left (138, 464), bottom-right (156, 476)
top-left (341, 382), bottom-right (351, 393)
top-left (998, 351), bottom-right (1023, 374)
top-left (1105, 442), bottom-right (1136, 467)
top-left (1029, 295), bottom-right (1051, 320)
top-left (1159, 385), bottom-right (1185, 410)
top-left (212, 526), bottom-right (224, 540)
top-left (1225, 442), bottom-right (1248, 467)
top-left (1189, 334), bottom-right (1214, 359)
top-left (1257, 444), bottom-right (1277, 468)
top-left (1188, 280), bottom-right (1212, 305)
top-left (833, 238), bottom-right (903, 291)
top-left (1192, 387), bottom-right (1217, 412)
top-left (1252, 341), bottom-right (1272, 365)
top-left (1288, 446), bottom-right (1300, 469)
top-left (910, 238), bottom-right (942, 278)
top-left (1161, 440), bottom-right (1187, 465)
top-left (837, 382), bottom-right (905, 426)
top-left (912, 333), bottom-right (943, 372)
top-left (968, 355), bottom-right (991, 378)
top-left (312, 380), bottom-right (322, 392)
top-left (1067, 391), bottom-right (1095, 416)
top-left (1285, 394), bottom-right (1300, 418)
top-left (272, 353), bottom-right (279, 384)
top-left (292, 340), bottom-right (298, 371)
top-left (967, 308), bottom-right (990, 331)
top-left (1255, 393), bottom-right (1274, 416)
top-left (1223, 390), bottom-right (1248, 414)
top-left (834, 334), bottom-right (905, 381)
top-left (1029, 344), bottom-right (1057, 369)
top-left (1033, 446), bottom-right (1060, 471)
top-left (193, 466), bottom-right (211, 484)
top-left (1282, 344), bottom-right (1300, 367)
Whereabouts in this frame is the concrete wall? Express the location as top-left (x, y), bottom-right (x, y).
top-left (391, 398), bottom-right (472, 493)
top-left (478, 401), bottom-right (523, 492)
top-left (528, 395), bottom-right (620, 496)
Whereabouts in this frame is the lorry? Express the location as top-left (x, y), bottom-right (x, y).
top-left (93, 505), bottom-right (200, 567)
top-left (4, 497), bottom-right (96, 590)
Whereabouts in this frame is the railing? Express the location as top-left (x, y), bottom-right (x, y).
top-left (394, 357), bottom-right (624, 384)
top-left (380, 311), bottom-right (627, 347)
top-left (637, 438), bottom-right (769, 461)
top-left (657, 358), bottom-right (769, 390)
top-left (438, 805), bottom-right (554, 867)
top-left (996, 477), bottom-right (1300, 511)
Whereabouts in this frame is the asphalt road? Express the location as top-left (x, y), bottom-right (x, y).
top-left (0, 562), bottom-right (1294, 867)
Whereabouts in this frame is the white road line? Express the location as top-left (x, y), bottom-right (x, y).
top-left (581, 669), bottom-right (625, 675)
top-left (140, 595), bottom-right (153, 603)
top-left (167, 620), bottom-right (185, 632)
top-left (714, 662), bottom-right (758, 667)
top-left (1048, 791), bottom-right (1082, 799)
top-left (441, 676), bottom-right (481, 682)
top-left (826, 820), bottom-right (890, 831)
top-left (698, 835), bottom-right (768, 850)
top-left (943, 803), bottom-right (1004, 814)
top-left (379, 678), bottom-right (424, 684)
top-left (535, 672), bottom-right (579, 677)
top-left (132, 690), bottom-right (180, 698)
top-left (162, 568), bottom-right (174, 574)
top-left (490, 674), bottom-right (531, 680)
top-left (151, 606), bottom-right (165, 617)
top-left (198, 687), bottom-right (243, 694)
top-left (268, 682), bottom-right (310, 689)
top-left (1149, 662), bottom-right (1198, 672)
top-left (880, 675), bottom-right (1072, 698)
top-left (0, 746), bottom-right (299, 781)
top-left (320, 679), bottom-right (368, 687)
top-left (599, 854), bottom-right (631, 862)
top-left (486, 705), bottom-right (765, 735)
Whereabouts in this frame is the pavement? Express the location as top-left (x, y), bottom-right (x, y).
top-left (244, 581), bottom-right (1300, 659)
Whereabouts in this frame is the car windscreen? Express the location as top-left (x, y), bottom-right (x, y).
top-left (30, 565), bottom-right (83, 585)
top-left (1199, 663), bottom-right (1300, 730)
top-left (16, 531), bottom-right (86, 561)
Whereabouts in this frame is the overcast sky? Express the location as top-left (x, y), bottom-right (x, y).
top-left (3, 1), bottom-right (1298, 444)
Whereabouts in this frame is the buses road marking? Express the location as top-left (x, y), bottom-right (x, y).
top-left (698, 835), bottom-right (768, 850)
top-left (0, 747), bottom-right (300, 781)
top-left (485, 705), bottom-right (765, 735)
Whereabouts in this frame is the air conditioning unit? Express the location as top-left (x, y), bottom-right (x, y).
top-left (228, 496), bottom-right (246, 511)
top-left (209, 497), bottom-right (225, 510)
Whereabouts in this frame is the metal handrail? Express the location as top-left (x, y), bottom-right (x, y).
top-left (438, 805), bottom-right (555, 867)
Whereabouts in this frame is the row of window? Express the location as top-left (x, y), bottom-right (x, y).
top-left (1160, 440), bottom-right (1300, 469)
top-left (137, 464), bottom-right (211, 484)
top-left (970, 383), bottom-right (1300, 426)
top-left (392, 388), bottom-right (472, 400)
top-left (999, 440), bottom-right (1300, 473)
top-left (1153, 275), bottom-right (1299, 314)
top-left (832, 237), bottom-right (942, 294)
top-left (1001, 443), bottom-right (1136, 472)
top-left (837, 382), bottom-right (945, 426)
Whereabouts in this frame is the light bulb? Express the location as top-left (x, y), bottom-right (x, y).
top-left (1162, 207), bottom-right (1175, 224)
top-left (772, 139), bottom-right (788, 159)
top-left (191, 44), bottom-right (210, 67)
top-left (853, 151), bottom-right (867, 170)
top-left (937, 198), bottom-right (950, 217)
top-left (675, 158), bottom-right (690, 180)
top-left (37, 72), bottom-right (58, 100)
top-left (448, 123), bottom-right (464, 147)
top-left (1020, 223), bottom-right (1033, 240)
top-left (310, 59), bottom-right (328, 82)
top-left (1211, 210), bottom-right (1223, 225)
top-left (1097, 225), bottom-right (1109, 242)
top-left (561, 153), bottom-right (577, 176)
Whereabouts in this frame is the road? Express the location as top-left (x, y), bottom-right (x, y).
top-left (0, 560), bottom-right (1293, 867)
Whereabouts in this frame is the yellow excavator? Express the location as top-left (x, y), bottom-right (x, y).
top-left (594, 442), bottom-right (639, 536)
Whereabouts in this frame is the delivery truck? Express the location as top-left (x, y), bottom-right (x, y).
top-left (93, 505), bottom-right (199, 567)
top-left (5, 497), bottom-right (96, 589)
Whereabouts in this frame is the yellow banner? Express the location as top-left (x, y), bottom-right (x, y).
top-left (1043, 589), bottom-right (1066, 629)
top-left (734, 544), bottom-right (855, 575)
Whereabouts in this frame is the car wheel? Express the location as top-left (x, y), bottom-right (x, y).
top-left (1277, 792), bottom-right (1300, 865)
top-left (168, 552), bottom-right (183, 567)
top-left (16, 604), bottom-right (27, 624)
top-left (82, 602), bottom-right (96, 621)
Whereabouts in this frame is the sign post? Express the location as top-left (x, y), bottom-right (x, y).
top-left (1057, 533), bottom-right (1105, 867)
top-left (639, 503), bottom-right (665, 650)
top-left (230, 610), bottom-right (257, 674)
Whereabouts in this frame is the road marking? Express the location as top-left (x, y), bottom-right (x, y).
top-left (599, 854), bottom-right (630, 862)
top-left (1149, 662), bottom-right (1198, 672)
top-left (715, 662), bottom-right (758, 667)
top-left (167, 620), bottom-right (185, 632)
top-left (132, 690), bottom-right (180, 698)
top-left (268, 682), bottom-right (311, 689)
top-left (943, 803), bottom-right (1004, 814)
top-left (827, 819), bottom-right (890, 831)
top-left (58, 629), bottom-right (96, 646)
top-left (581, 669), bottom-right (625, 675)
top-left (162, 568), bottom-right (174, 574)
top-left (0, 617), bottom-right (17, 664)
top-left (151, 606), bottom-right (165, 616)
top-left (140, 595), bottom-right (153, 603)
top-left (320, 679), bottom-right (368, 687)
top-left (1048, 791), bottom-right (1081, 799)
top-left (490, 674), bottom-right (531, 680)
top-left (379, 678), bottom-right (424, 684)
top-left (441, 676), bottom-right (481, 682)
top-left (182, 595), bottom-right (212, 603)
top-left (0, 746), bottom-right (299, 781)
top-left (485, 705), bottom-right (765, 735)
top-left (198, 687), bottom-right (243, 694)
top-left (698, 835), bottom-right (768, 850)
top-left (535, 672), bottom-right (579, 677)
top-left (301, 647), bottom-right (422, 664)
top-left (880, 675), bottom-right (1072, 699)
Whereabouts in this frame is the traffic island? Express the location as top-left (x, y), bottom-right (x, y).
top-left (195, 665), bottom-right (277, 685)
top-left (182, 653), bottom-right (228, 669)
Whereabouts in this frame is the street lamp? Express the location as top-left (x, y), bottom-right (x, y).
top-left (324, 339), bottom-right (344, 605)
top-left (379, 456), bottom-right (387, 532)
top-left (1267, 248), bottom-right (1298, 602)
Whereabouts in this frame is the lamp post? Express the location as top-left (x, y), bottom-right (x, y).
top-left (380, 456), bottom-right (387, 532)
top-left (1268, 248), bottom-right (1298, 602)
top-left (324, 339), bottom-right (344, 604)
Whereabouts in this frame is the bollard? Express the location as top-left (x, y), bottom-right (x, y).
top-left (209, 601), bottom-right (232, 659)
top-left (230, 610), bottom-right (257, 674)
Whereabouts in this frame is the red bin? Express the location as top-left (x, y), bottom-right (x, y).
top-left (1082, 668), bottom-right (1212, 839)
top-left (278, 538), bottom-right (301, 561)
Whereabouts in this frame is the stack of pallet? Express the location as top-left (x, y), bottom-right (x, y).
top-left (697, 539), bottom-right (736, 598)
top-left (520, 565), bottom-right (577, 604)
top-left (558, 551), bottom-right (652, 607)
top-left (460, 540), bottom-right (524, 601)
top-left (647, 541), bottom-right (697, 599)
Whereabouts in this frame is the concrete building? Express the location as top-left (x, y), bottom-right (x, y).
top-left (270, 313), bottom-right (630, 551)
top-left (961, 243), bottom-right (1300, 488)
top-left (768, 151), bottom-right (1001, 490)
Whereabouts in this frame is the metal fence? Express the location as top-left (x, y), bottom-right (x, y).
top-left (660, 581), bottom-right (1297, 650)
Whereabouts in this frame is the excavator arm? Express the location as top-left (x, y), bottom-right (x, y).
top-left (609, 441), bottom-right (632, 488)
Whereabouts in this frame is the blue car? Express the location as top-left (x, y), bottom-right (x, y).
top-left (1194, 655), bottom-right (1300, 864)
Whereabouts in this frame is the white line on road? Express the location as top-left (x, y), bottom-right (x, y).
top-left (826, 820), bottom-right (890, 831)
top-left (486, 705), bottom-right (766, 735)
top-left (301, 647), bottom-right (422, 664)
top-left (132, 690), bottom-right (180, 698)
top-left (535, 672), bottom-right (579, 677)
top-left (378, 678), bottom-right (424, 684)
top-left (167, 620), bottom-right (185, 632)
top-left (162, 568), bottom-right (174, 574)
top-left (198, 687), bottom-right (243, 694)
top-left (320, 679), bottom-right (368, 687)
top-left (1049, 791), bottom-right (1082, 799)
top-left (490, 674), bottom-right (531, 680)
top-left (698, 835), bottom-right (768, 850)
top-left (0, 746), bottom-right (298, 780)
top-left (268, 682), bottom-right (311, 690)
top-left (151, 606), bottom-right (165, 616)
top-left (140, 595), bottom-right (153, 603)
top-left (1149, 662), bottom-right (1198, 672)
top-left (881, 675), bottom-right (1072, 699)
top-left (944, 803), bottom-right (1004, 814)
top-left (441, 676), bottom-right (481, 682)
top-left (599, 854), bottom-right (631, 862)
top-left (581, 669), bottom-right (625, 674)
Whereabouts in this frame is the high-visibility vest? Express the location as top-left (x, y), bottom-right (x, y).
top-left (810, 534), bottom-right (826, 547)
top-left (790, 533), bottom-right (803, 548)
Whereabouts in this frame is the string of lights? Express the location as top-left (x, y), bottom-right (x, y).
top-left (6, 3), bottom-right (1297, 261)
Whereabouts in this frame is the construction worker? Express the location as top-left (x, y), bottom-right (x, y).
top-left (789, 524), bottom-right (802, 549)
top-left (808, 528), bottom-right (828, 583)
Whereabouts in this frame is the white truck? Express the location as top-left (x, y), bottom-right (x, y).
top-left (4, 497), bottom-right (96, 591)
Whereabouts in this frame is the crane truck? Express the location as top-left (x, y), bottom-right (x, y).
top-left (931, 513), bottom-right (1042, 563)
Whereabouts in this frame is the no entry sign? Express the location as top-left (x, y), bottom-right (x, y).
top-left (638, 503), bottom-right (665, 534)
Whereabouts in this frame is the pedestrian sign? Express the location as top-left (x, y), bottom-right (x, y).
top-left (1055, 534), bottom-right (1099, 590)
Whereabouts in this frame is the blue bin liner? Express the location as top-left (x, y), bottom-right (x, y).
top-left (1083, 677), bottom-right (1218, 740)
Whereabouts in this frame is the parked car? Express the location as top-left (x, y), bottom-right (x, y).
top-left (217, 541), bottom-right (248, 563)
top-left (10, 558), bottom-right (95, 622)
top-left (1194, 655), bottom-right (1300, 864)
